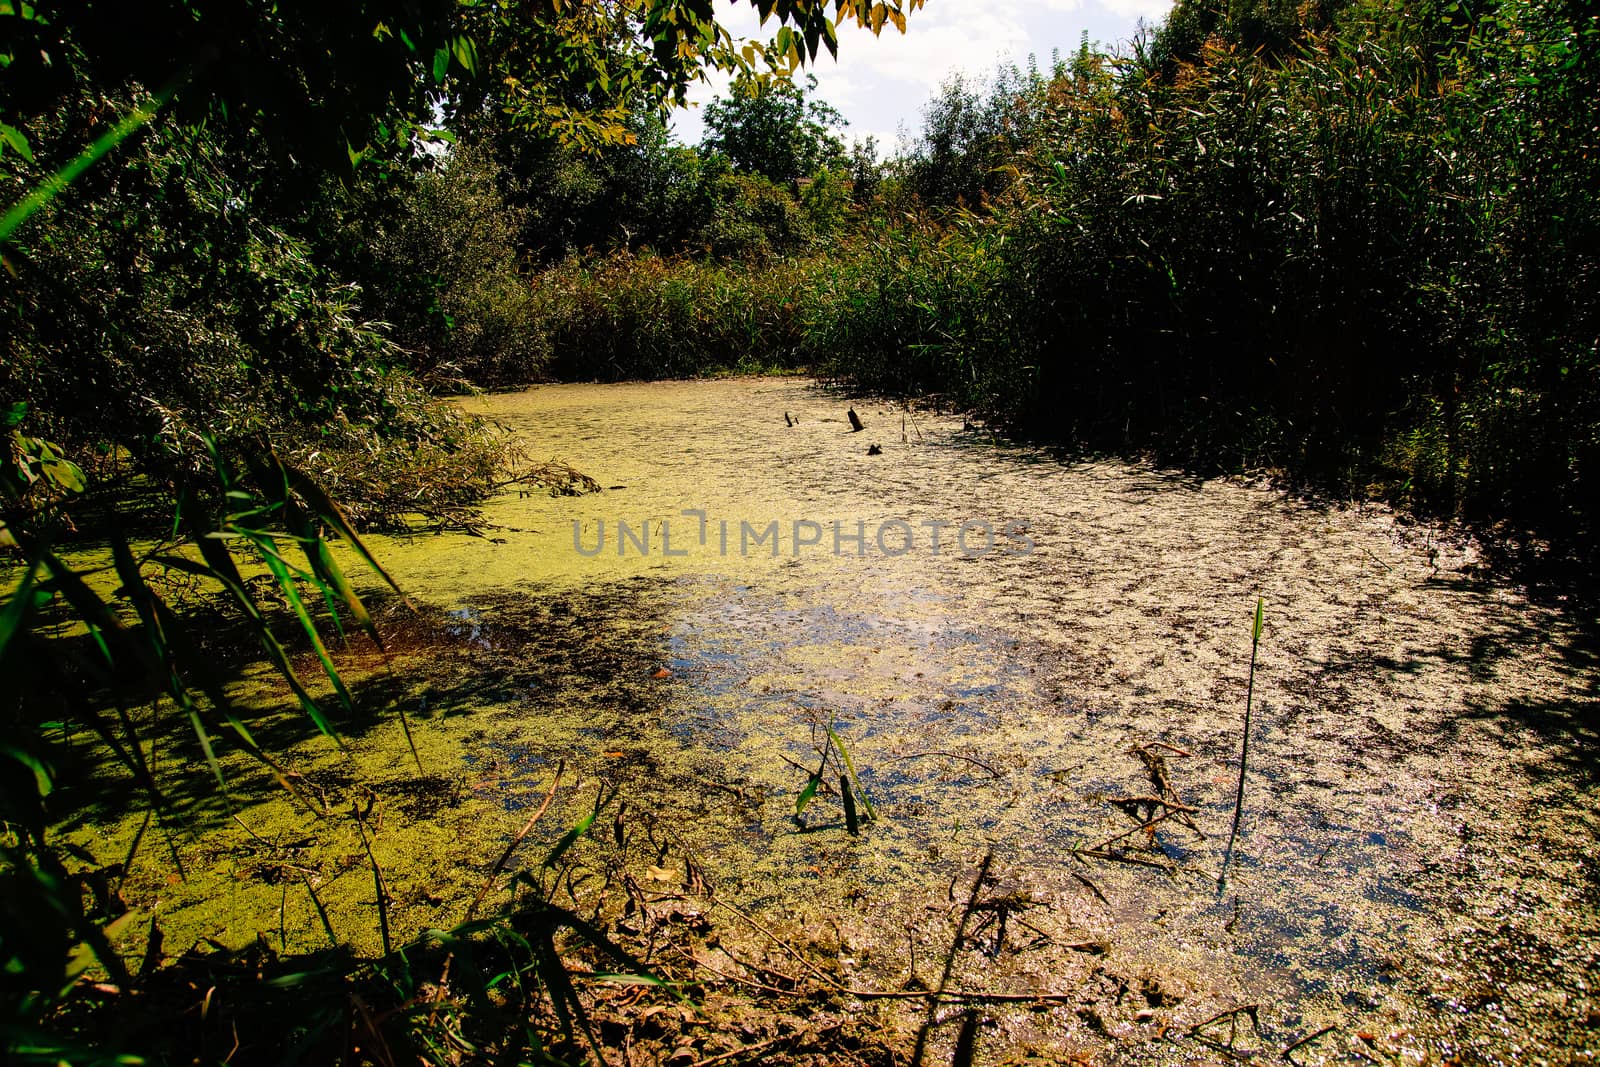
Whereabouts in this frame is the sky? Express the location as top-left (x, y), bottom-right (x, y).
top-left (668, 0), bottom-right (1177, 155)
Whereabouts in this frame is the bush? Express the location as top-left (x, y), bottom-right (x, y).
top-left (364, 145), bottom-right (550, 388)
top-left (529, 250), bottom-right (828, 380)
top-left (0, 109), bottom-right (507, 531)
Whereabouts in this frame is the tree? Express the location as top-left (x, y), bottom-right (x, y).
top-left (701, 73), bottom-right (849, 183)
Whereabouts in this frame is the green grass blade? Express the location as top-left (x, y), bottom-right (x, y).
top-left (826, 726), bottom-right (876, 821)
top-left (0, 559), bottom-right (41, 659)
top-left (795, 772), bottom-right (821, 815)
top-left (258, 537), bottom-right (354, 715)
top-left (542, 809), bottom-right (598, 870)
top-left (282, 463), bottom-right (404, 597)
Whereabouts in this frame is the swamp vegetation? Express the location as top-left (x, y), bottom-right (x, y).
top-left (3, 0), bottom-right (1599, 1064)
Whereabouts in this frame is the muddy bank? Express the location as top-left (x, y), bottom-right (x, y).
top-left (61, 378), bottom-right (1599, 1065)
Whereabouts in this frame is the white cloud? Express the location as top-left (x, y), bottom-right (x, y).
top-left (1095, 0), bottom-right (1178, 21)
top-left (669, 0), bottom-right (1175, 151)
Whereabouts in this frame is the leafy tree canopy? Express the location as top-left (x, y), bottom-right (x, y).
top-left (0, 0), bottom-right (925, 181)
top-left (701, 71), bottom-right (847, 182)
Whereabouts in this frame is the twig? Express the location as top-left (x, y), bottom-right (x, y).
top-left (904, 403), bottom-right (924, 442)
top-left (1075, 849), bottom-right (1175, 874)
top-left (1071, 872), bottom-right (1110, 906)
top-left (426, 953), bottom-right (454, 1030)
top-left (688, 1031), bottom-right (804, 1067)
top-left (466, 760), bottom-right (564, 920)
top-left (887, 751), bottom-right (1002, 777)
top-left (1189, 1003), bottom-right (1262, 1053)
top-left (230, 814), bottom-right (274, 848)
top-left (694, 778), bottom-right (749, 800)
top-left (1079, 809), bottom-right (1183, 853)
top-left (1282, 1025), bottom-right (1337, 1063)
top-left (350, 992), bottom-right (399, 1067)
top-left (709, 944), bottom-right (807, 990)
top-left (779, 753), bottom-right (838, 794)
top-left (707, 897), bottom-right (844, 988)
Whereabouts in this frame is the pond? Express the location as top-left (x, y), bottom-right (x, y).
top-left (69, 378), bottom-right (1600, 1064)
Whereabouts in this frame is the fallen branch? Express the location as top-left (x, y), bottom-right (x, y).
top-left (466, 760), bottom-right (565, 920)
top-left (1074, 849), bottom-right (1176, 874)
top-left (887, 751), bottom-right (1002, 778)
top-left (1282, 1024), bottom-right (1337, 1063)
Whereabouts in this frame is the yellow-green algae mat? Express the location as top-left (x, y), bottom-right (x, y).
top-left (54, 379), bottom-right (1600, 1064)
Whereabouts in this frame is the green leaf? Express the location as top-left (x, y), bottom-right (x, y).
top-left (1252, 597), bottom-right (1264, 643)
top-left (542, 809), bottom-right (598, 869)
top-left (433, 46), bottom-right (450, 82)
top-left (451, 35), bottom-right (481, 77)
top-left (287, 503), bottom-right (381, 648)
top-left (111, 535), bottom-right (232, 802)
top-left (826, 726), bottom-right (875, 821)
top-left (258, 536), bottom-right (355, 716)
top-left (40, 452), bottom-right (86, 493)
top-left (163, 525), bottom-right (342, 742)
top-left (795, 772), bottom-right (820, 815)
top-left (0, 121), bottom-right (32, 161)
top-left (281, 463), bottom-right (403, 597)
top-left (0, 559), bottom-right (40, 660)
top-left (1, 73), bottom-right (184, 243)
top-left (3, 743), bottom-right (53, 797)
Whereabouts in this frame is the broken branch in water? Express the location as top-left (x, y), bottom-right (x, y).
top-left (887, 750), bottom-right (1002, 778)
top-left (1282, 1024), bottom-right (1337, 1063)
top-left (466, 759), bottom-right (565, 920)
top-left (1187, 1003), bottom-right (1263, 1052)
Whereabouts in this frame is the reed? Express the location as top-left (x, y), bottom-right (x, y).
top-left (1219, 597), bottom-right (1265, 890)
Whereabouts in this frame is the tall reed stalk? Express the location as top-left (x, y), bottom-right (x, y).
top-left (1220, 597), bottom-right (1264, 890)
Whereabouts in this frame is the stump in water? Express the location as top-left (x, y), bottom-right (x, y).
top-left (785, 411), bottom-right (793, 426)
top-left (848, 408), bottom-right (865, 432)
top-left (867, 443), bottom-right (883, 456)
